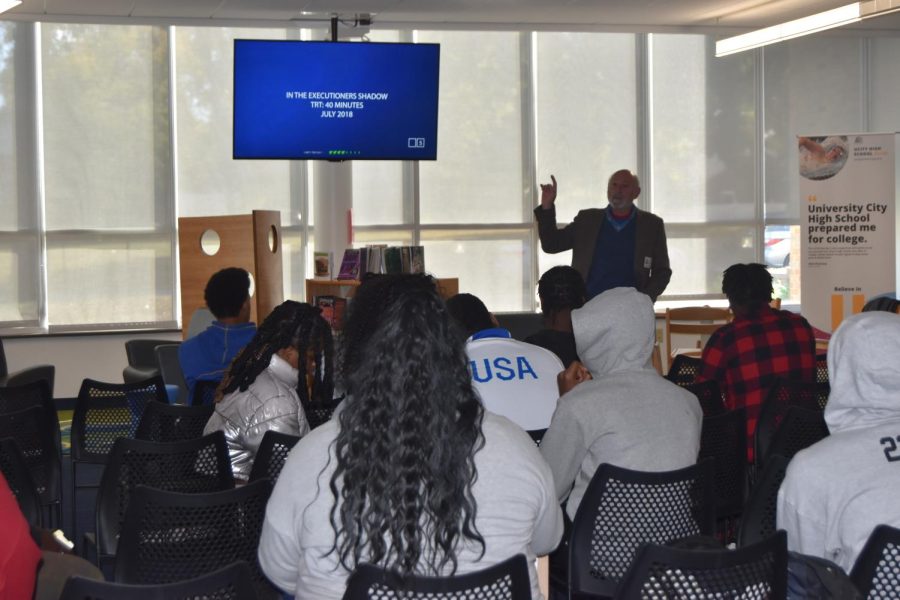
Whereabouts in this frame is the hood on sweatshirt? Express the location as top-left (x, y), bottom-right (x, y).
top-left (570, 287), bottom-right (655, 378)
top-left (825, 311), bottom-right (900, 434)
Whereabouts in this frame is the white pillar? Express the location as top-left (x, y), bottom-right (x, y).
top-left (312, 161), bottom-right (353, 264)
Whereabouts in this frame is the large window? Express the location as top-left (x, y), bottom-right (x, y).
top-left (2, 21), bottom-right (899, 334)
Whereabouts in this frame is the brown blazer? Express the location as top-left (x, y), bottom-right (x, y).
top-left (534, 204), bottom-right (672, 301)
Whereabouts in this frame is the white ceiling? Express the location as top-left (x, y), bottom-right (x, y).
top-left (5, 0), bottom-right (900, 34)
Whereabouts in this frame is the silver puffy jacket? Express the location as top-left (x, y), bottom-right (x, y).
top-left (203, 354), bottom-right (310, 479)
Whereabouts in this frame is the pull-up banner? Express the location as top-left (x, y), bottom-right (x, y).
top-left (799, 132), bottom-right (895, 333)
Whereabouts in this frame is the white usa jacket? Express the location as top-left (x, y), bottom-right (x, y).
top-left (203, 354), bottom-right (310, 480)
top-left (777, 311), bottom-right (900, 571)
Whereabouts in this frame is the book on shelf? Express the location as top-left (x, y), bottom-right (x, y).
top-left (336, 249), bottom-right (361, 280)
top-left (313, 251), bottom-right (332, 279)
top-left (366, 244), bottom-right (386, 275)
top-left (410, 246), bottom-right (425, 274)
top-left (400, 246), bottom-right (412, 273)
top-left (384, 246), bottom-right (402, 274)
top-left (314, 295), bottom-right (348, 329)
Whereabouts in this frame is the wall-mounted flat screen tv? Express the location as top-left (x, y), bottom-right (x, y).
top-left (233, 40), bottom-right (440, 160)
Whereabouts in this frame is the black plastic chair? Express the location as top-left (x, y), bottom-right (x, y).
top-left (135, 401), bottom-right (214, 442)
top-left (343, 554), bottom-right (532, 600)
top-left (192, 379), bottom-right (221, 406)
top-left (737, 454), bottom-right (790, 548)
top-left (850, 524), bottom-right (900, 599)
top-left (763, 406), bottom-right (829, 465)
top-left (685, 380), bottom-right (727, 417)
top-left (754, 380), bottom-right (826, 468)
top-left (89, 432), bottom-right (234, 572)
top-left (699, 408), bottom-right (747, 526)
top-left (815, 353), bottom-right (829, 387)
top-left (114, 479), bottom-right (276, 598)
top-left (155, 343), bottom-right (189, 404)
top-left (60, 560), bottom-right (259, 600)
top-left (0, 437), bottom-right (42, 526)
top-left (70, 377), bottom-right (168, 553)
top-left (0, 337), bottom-right (55, 394)
top-left (614, 531), bottom-right (788, 599)
top-left (305, 396), bottom-right (344, 429)
top-left (0, 380), bottom-right (61, 450)
top-left (123, 339), bottom-right (177, 384)
top-left (569, 460), bottom-right (716, 599)
top-left (666, 354), bottom-right (703, 388)
top-left (0, 404), bottom-right (62, 528)
top-left (248, 430), bottom-right (300, 484)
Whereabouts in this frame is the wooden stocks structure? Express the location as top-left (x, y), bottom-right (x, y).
top-left (178, 210), bottom-right (283, 338)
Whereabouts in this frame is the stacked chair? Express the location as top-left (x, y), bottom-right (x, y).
top-left (850, 524), bottom-right (900, 598)
top-left (86, 432), bottom-right (233, 576)
top-left (699, 408), bottom-right (747, 542)
top-left (70, 377), bottom-right (168, 553)
top-left (0, 337), bottom-right (55, 393)
top-left (135, 401), bottom-right (214, 443)
top-left (0, 380), bottom-right (63, 527)
top-left (0, 437), bottom-right (42, 526)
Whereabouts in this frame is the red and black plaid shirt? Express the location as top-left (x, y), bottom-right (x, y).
top-left (697, 306), bottom-right (816, 462)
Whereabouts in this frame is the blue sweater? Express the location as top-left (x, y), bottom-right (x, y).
top-left (178, 321), bottom-right (257, 402)
top-left (585, 215), bottom-right (636, 299)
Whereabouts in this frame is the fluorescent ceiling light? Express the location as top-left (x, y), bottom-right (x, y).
top-left (0, 0), bottom-right (21, 15)
top-left (716, 1), bottom-right (900, 57)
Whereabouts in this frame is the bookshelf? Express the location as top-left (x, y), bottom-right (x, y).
top-left (306, 278), bottom-right (459, 302)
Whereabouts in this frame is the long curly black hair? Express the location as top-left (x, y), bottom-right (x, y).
top-left (218, 300), bottom-right (333, 405)
top-left (329, 274), bottom-right (486, 577)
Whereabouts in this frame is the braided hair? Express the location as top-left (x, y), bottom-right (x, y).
top-left (218, 300), bottom-right (333, 406)
top-left (329, 274), bottom-right (486, 578)
top-left (537, 265), bottom-right (586, 317)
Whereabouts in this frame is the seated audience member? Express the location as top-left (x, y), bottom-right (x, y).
top-left (862, 293), bottom-right (900, 313)
top-left (203, 300), bottom-right (333, 480)
top-left (258, 275), bottom-right (562, 600)
top-left (524, 266), bottom-right (586, 368)
top-left (1, 473), bottom-right (103, 600)
top-left (447, 292), bottom-right (565, 433)
top-left (540, 287), bottom-right (702, 519)
top-left (696, 263), bottom-right (816, 462)
top-left (179, 267), bottom-right (257, 402)
top-left (778, 311), bottom-right (900, 572)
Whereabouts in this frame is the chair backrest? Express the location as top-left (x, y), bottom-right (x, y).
top-left (664, 306), bottom-right (732, 367)
top-left (60, 560), bottom-right (259, 600)
top-left (342, 554), bottom-right (532, 600)
top-left (666, 354), bottom-right (703, 388)
top-left (248, 430), bottom-right (300, 484)
top-left (192, 379), bottom-right (221, 406)
top-left (850, 524), bottom-right (900, 598)
top-left (614, 531), bottom-right (788, 599)
top-left (114, 479), bottom-right (274, 597)
top-left (96, 432), bottom-right (234, 556)
top-left (135, 402), bottom-right (214, 442)
top-left (699, 408), bottom-right (747, 519)
top-left (0, 405), bottom-right (61, 507)
top-left (737, 454), bottom-right (789, 548)
top-left (125, 339), bottom-right (181, 370)
top-left (0, 380), bottom-right (61, 449)
top-left (71, 377), bottom-right (168, 463)
top-left (764, 406), bottom-right (829, 465)
top-left (0, 437), bottom-right (42, 526)
top-left (155, 344), bottom-right (188, 404)
top-left (815, 353), bottom-right (829, 386)
top-left (754, 380), bottom-right (826, 465)
top-left (305, 396), bottom-right (344, 430)
top-left (569, 460), bottom-right (716, 598)
top-left (685, 380), bottom-right (727, 417)
top-left (186, 307), bottom-right (215, 340)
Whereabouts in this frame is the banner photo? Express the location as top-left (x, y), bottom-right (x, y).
top-left (799, 133), bottom-right (895, 333)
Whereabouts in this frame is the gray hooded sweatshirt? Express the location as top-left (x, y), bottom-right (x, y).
top-left (777, 311), bottom-right (900, 571)
top-left (539, 287), bottom-right (703, 519)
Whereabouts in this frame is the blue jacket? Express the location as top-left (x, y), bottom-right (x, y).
top-left (178, 321), bottom-right (256, 402)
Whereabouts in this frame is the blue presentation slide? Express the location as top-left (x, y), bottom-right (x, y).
top-left (233, 40), bottom-right (440, 160)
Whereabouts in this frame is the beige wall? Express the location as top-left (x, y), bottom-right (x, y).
top-left (5, 331), bottom-right (181, 398)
